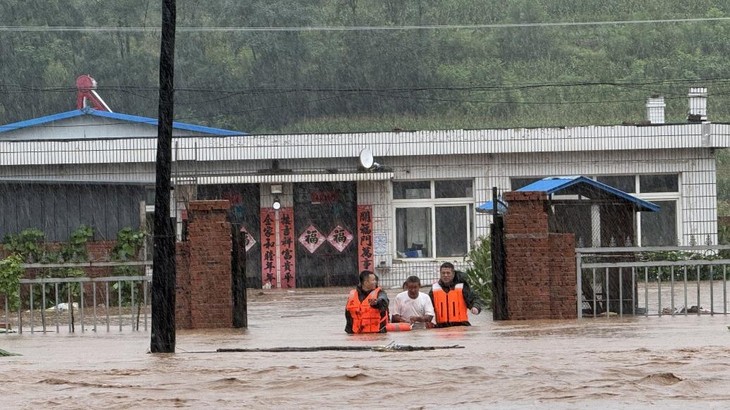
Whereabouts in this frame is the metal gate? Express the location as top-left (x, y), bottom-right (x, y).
top-left (576, 245), bottom-right (730, 318)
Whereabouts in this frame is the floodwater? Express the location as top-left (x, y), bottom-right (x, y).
top-left (2, 288), bottom-right (730, 409)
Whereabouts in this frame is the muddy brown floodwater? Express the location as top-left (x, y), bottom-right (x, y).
top-left (2, 287), bottom-right (730, 409)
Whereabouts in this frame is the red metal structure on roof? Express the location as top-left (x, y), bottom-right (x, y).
top-left (75, 74), bottom-right (112, 112)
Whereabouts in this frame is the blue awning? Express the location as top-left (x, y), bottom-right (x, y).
top-left (476, 176), bottom-right (660, 214)
top-left (476, 198), bottom-right (508, 214)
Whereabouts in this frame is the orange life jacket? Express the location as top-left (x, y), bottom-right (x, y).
top-left (432, 283), bottom-right (468, 325)
top-left (346, 287), bottom-right (387, 333)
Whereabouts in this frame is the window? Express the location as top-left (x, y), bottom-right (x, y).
top-left (640, 174), bottom-right (679, 193)
top-left (641, 200), bottom-right (677, 246)
top-left (635, 175), bottom-right (679, 246)
top-left (596, 175), bottom-right (635, 193)
top-left (393, 181), bottom-right (430, 199)
top-left (510, 177), bottom-right (542, 190)
top-left (435, 180), bottom-right (472, 198)
top-left (393, 180), bottom-right (473, 259)
top-left (435, 206), bottom-right (469, 256)
top-left (597, 174), bottom-right (679, 246)
top-left (396, 208), bottom-right (431, 257)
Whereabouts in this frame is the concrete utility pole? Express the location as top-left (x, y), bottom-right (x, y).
top-left (151, 0), bottom-right (177, 353)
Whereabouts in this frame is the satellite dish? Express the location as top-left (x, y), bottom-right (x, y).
top-left (359, 148), bottom-right (374, 169)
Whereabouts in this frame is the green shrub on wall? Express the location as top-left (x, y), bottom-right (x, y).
top-left (111, 227), bottom-right (147, 307)
top-left (1, 225), bottom-right (146, 309)
top-left (61, 225), bottom-right (93, 263)
top-left (112, 227), bottom-right (146, 262)
top-left (0, 254), bottom-right (23, 311)
top-left (1, 226), bottom-right (91, 310)
top-left (3, 228), bottom-right (45, 263)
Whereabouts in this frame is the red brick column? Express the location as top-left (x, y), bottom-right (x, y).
top-left (548, 233), bottom-right (577, 319)
top-left (176, 200), bottom-right (233, 328)
top-left (503, 191), bottom-right (577, 320)
top-left (175, 242), bottom-right (191, 329)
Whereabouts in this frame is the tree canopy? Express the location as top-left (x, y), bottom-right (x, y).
top-left (2, 1), bottom-right (730, 133)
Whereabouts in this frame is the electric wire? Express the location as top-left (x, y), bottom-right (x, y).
top-left (3, 16), bottom-right (730, 32)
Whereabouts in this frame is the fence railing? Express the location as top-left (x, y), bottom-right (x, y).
top-left (576, 245), bottom-right (730, 318)
top-left (1, 261), bottom-right (151, 334)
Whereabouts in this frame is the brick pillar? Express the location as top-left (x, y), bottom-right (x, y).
top-left (548, 233), bottom-right (577, 319)
top-left (175, 242), bottom-right (191, 329)
top-left (503, 191), bottom-right (576, 320)
top-left (177, 200), bottom-right (233, 328)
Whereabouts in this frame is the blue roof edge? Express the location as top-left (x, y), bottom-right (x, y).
top-left (0, 110), bottom-right (83, 133)
top-left (518, 176), bottom-right (660, 212)
top-left (0, 108), bottom-right (245, 136)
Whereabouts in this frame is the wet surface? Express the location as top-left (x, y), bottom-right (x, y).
top-left (2, 287), bottom-right (730, 409)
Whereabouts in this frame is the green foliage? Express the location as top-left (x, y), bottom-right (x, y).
top-left (0, 254), bottom-right (23, 311)
top-left (0, 225), bottom-right (147, 311)
top-left (111, 228), bottom-right (146, 306)
top-left (1, 226), bottom-right (91, 309)
top-left (462, 237), bottom-right (493, 309)
top-left (61, 225), bottom-right (93, 263)
top-left (639, 250), bottom-right (724, 281)
top-left (3, 228), bottom-right (45, 263)
top-left (112, 227), bottom-right (146, 262)
top-left (6, 1), bottom-right (730, 132)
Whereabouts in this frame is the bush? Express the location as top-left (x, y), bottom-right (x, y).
top-left (462, 237), bottom-right (493, 309)
top-left (3, 228), bottom-right (45, 263)
top-left (0, 254), bottom-right (24, 311)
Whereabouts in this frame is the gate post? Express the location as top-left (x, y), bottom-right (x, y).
top-left (231, 223), bottom-right (248, 328)
top-left (490, 187), bottom-right (508, 320)
top-left (183, 200), bottom-right (233, 328)
top-left (576, 251), bottom-right (582, 318)
top-left (502, 191), bottom-right (577, 320)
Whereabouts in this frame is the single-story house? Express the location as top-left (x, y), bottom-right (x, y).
top-left (0, 88), bottom-right (727, 288)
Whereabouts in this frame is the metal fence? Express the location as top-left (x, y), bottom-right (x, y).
top-left (577, 245), bottom-right (730, 318)
top-left (1, 262), bottom-right (151, 334)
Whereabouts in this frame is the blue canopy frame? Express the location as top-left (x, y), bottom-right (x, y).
top-left (477, 176), bottom-right (660, 214)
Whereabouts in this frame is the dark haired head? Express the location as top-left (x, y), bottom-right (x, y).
top-left (405, 275), bottom-right (421, 287)
top-left (359, 270), bottom-right (374, 285)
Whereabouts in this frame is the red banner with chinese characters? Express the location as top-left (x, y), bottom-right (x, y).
top-left (259, 208), bottom-right (296, 288)
top-left (357, 205), bottom-right (374, 273)
top-left (278, 208), bottom-right (296, 288)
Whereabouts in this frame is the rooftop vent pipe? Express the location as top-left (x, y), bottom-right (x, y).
top-left (687, 87), bottom-right (707, 123)
top-left (646, 96), bottom-right (665, 124)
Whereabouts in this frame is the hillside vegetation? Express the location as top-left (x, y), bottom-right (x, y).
top-left (4, 1), bottom-right (730, 214)
top-left (2, 1), bottom-right (730, 133)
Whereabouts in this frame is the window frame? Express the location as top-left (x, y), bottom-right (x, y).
top-left (594, 174), bottom-right (681, 246)
top-left (392, 180), bottom-right (474, 260)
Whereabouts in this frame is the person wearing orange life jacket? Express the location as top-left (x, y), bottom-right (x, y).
top-left (345, 270), bottom-right (390, 334)
top-left (429, 262), bottom-right (481, 327)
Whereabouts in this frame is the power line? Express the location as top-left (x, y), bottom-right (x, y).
top-left (2, 76), bottom-right (730, 95)
top-left (2, 16), bottom-right (730, 33)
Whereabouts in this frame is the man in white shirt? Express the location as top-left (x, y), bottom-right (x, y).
top-left (391, 276), bottom-right (435, 329)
